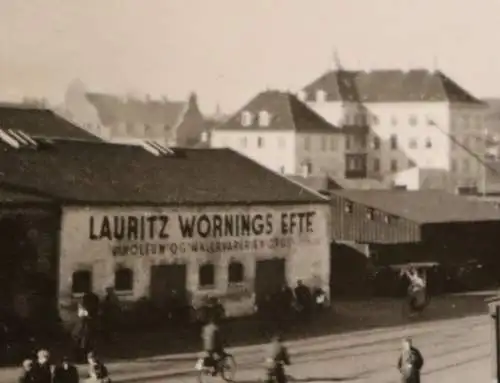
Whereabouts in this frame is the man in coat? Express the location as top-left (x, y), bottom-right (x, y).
top-left (397, 337), bottom-right (424, 383)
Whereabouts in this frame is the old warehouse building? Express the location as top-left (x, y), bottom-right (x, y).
top-left (0, 129), bottom-right (330, 324)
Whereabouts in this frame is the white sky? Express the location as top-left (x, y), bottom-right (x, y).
top-left (0, 0), bottom-right (499, 113)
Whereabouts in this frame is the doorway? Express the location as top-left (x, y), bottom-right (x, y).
top-left (254, 258), bottom-right (286, 300)
top-left (149, 264), bottom-right (188, 307)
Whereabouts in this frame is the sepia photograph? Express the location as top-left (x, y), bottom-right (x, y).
top-left (0, 0), bottom-right (500, 382)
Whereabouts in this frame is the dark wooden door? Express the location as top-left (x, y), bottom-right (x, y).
top-left (254, 258), bottom-right (286, 299)
top-left (149, 264), bottom-right (187, 307)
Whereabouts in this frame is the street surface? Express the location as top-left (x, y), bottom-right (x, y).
top-left (117, 314), bottom-right (491, 383)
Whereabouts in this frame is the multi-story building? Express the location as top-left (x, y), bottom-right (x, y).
top-left (210, 90), bottom-right (348, 178)
top-left (298, 66), bottom-right (488, 191)
top-left (62, 80), bottom-right (206, 147)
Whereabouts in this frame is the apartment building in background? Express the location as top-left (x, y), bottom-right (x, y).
top-left (62, 80), bottom-right (206, 147)
top-left (298, 63), bottom-right (488, 192)
top-left (210, 90), bottom-right (348, 178)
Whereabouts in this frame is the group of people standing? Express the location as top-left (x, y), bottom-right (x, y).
top-left (18, 349), bottom-right (110, 383)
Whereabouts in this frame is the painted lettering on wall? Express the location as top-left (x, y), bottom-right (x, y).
top-left (88, 211), bottom-right (317, 256)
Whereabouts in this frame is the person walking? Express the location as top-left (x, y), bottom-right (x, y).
top-left (397, 337), bottom-right (424, 383)
top-left (53, 356), bottom-right (79, 383)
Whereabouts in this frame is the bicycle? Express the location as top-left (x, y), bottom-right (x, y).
top-left (195, 351), bottom-right (237, 383)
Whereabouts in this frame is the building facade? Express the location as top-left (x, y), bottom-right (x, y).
top-left (210, 90), bottom-right (347, 178)
top-left (299, 67), bottom-right (488, 191)
top-left (62, 80), bottom-right (207, 147)
top-left (0, 129), bottom-right (330, 325)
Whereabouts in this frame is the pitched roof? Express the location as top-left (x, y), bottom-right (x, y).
top-left (331, 189), bottom-right (500, 224)
top-left (287, 175), bottom-right (342, 191)
top-left (215, 90), bottom-right (342, 133)
top-left (302, 69), bottom-right (484, 104)
top-left (0, 138), bottom-right (326, 206)
top-left (0, 105), bottom-right (100, 141)
top-left (85, 93), bottom-right (188, 128)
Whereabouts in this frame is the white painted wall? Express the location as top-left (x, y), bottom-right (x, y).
top-left (211, 130), bottom-right (297, 173)
top-left (58, 203), bottom-right (330, 322)
top-left (295, 133), bottom-right (345, 177)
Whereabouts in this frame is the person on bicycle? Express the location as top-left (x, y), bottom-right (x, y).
top-left (202, 316), bottom-right (224, 376)
top-left (265, 335), bottom-right (290, 383)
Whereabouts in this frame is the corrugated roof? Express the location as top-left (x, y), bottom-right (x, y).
top-left (0, 139), bottom-right (326, 206)
top-left (215, 90), bottom-right (342, 133)
top-left (302, 69), bottom-right (484, 104)
top-left (331, 189), bottom-right (500, 224)
top-left (0, 106), bottom-right (100, 141)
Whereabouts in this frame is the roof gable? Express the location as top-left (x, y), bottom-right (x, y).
top-left (331, 190), bottom-right (500, 224)
top-left (0, 138), bottom-right (326, 206)
top-left (302, 69), bottom-right (484, 104)
top-left (86, 93), bottom-right (188, 128)
top-left (216, 90), bottom-right (341, 133)
top-left (0, 105), bottom-right (101, 141)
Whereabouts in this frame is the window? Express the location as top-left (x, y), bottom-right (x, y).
top-left (390, 159), bottom-right (398, 172)
top-left (241, 111), bottom-right (253, 127)
top-left (391, 116), bottom-right (398, 126)
top-left (259, 111), bottom-right (270, 127)
top-left (359, 135), bottom-right (367, 149)
top-left (408, 138), bottom-right (418, 149)
top-left (199, 263), bottom-right (215, 288)
top-left (345, 136), bottom-right (351, 150)
top-left (371, 115), bottom-right (380, 125)
top-left (372, 136), bottom-right (380, 150)
top-left (329, 136), bottom-right (336, 150)
top-left (373, 158), bottom-right (380, 172)
top-left (240, 137), bottom-right (248, 148)
top-left (72, 270), bottom-right (92, 295)
top-left (425, 138), bottom-right (432, 148)
top-left (304, 136), bottom-right (311, 150)
top-left (257, 136), bottom-right (264, 148)
top-left (366, 208), bottom-right (374, 220)
top-left (344, 201), bottom-right (353, 213)
top-left (390, 135), bottom-right (398, 150)
top-left (228, 261), bottom-right (244, 284)
top-left (316, 90), bottom-right (326, 102)
top-left (409, 115), bottom-right (418, 126)
top-left (321, 137), bottom-right (327, 151)
top-left (115, 267), bottom-right (133, 292)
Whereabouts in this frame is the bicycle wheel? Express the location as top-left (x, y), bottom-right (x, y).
top-left (221, 354), bottom-right (237, 382)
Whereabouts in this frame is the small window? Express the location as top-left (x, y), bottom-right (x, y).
top-left (409, 138), bottom-right (418, 149)
top-left (321, 137), bottom-right (327, 151)
top-left (115, 267), bottom-right (133, 292)
top-left (304, 136), bottom-right (311, 150)
top-left (199, 263), bottom-right (215, 288)
top-left (366, 208), bottom-right (374, 220)
top-left (228, 261), bottom-right (244, 284)
top-left (72, 270), bottom-right (92, 295)
top-left (390, 159), bottom-right (398, 172)
top-left (241, 111), bottom-right (253, 127)
top-left (316, 90), bottom-right (326, 102)
top-left (344, 201), bottom-right (353, 213)
top-left (390, 135), bottom-right (398, 150)
top-left (425, 138), bottom-right (432, 148)
top-left (373, 158), bottom-right (380, 172)
top-left (257, 136), bottom-right (264, 148)
top-left (259, 111), bottom-right (270, 127)
top-left (329, 136), bottom-right (336, 150)
top-left (409, 115), bottom-right (418, 126)
top-left (372, 136), bottom-right (380, 150)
